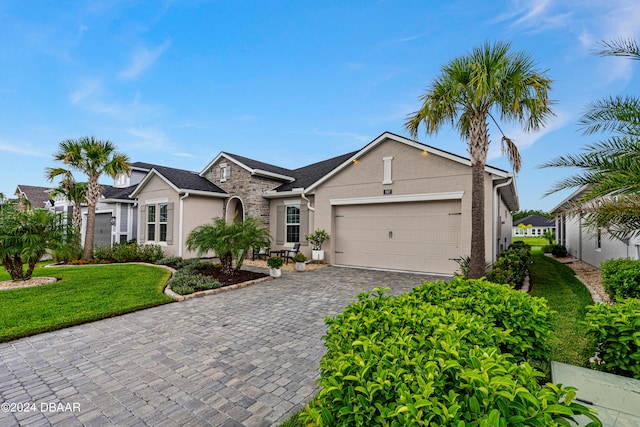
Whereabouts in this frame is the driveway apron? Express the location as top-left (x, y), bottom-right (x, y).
top-left (0, 267), bottom-right (444, 426)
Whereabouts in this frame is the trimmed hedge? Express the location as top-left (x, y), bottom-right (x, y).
top-left (600, 258), bottom-right (640, 300)
top-left (302, 279), bottom-right (599, 426)
top-left (94, 241), bottom-right (165, 263)
top-left (550, 244), bottom-right (568, 258)
top-left (583, 298), bottom-right (640, 379)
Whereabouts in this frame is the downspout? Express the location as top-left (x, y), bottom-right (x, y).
top-left (492, 177), bottom-right (513, 263)
top-left (301, 190), bottom-right (315, 212)
top-left (179, 192), bottom-right (190, 257)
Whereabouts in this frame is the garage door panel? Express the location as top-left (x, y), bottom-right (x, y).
top-left (334, 201), bottom-right (460, 274)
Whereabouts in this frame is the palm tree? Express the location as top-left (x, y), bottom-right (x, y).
top-left (541, 38), bottom-right (640, 238)
top-left (47, 171), bottom-right (88, 233)
top-left (405, 41), bottom-right (554, 278)
top-left (46, 137), bottom-right (130, 259)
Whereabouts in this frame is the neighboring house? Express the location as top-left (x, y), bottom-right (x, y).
top-left (131, 132), bottom-right (518, 275)
top-left (512, 215), bottom-right (555, 238)
top-left (14, 185), bottom-right (54, 211)
top-left (552, 185), bottom-right (640, 268)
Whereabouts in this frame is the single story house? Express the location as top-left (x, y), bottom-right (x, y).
top-left (512, 215), bottom-right (555, 238)
top-left (131, 132), bottom-right (518, 275)
top-left (552, 185), bottom-right (640, 268)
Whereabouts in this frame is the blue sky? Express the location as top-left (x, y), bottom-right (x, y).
top-left (1, 0), bottom-right (639, 212)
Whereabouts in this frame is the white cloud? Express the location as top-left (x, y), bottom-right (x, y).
top-left (119, 39), bottom-right (171, 80)
top-left (126, 127), bottom-right (170, 150)
top-left (173, 152), bottom-right (196, 158)
top-left (0, 140), bottom-right (49, 157)
top-left (69, 78), bottom-right (103, 104)
top-left (304, 130), bottom-right (370, 143)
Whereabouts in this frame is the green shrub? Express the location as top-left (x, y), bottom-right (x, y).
top-left (510, 240), bottom-right (531, 251)
top-left (94, 241), bottom-right (165, 263)
top-left (542, 244), bottom-right (554, 253)
top-left (583, 298), bottom-right (640, 379)
top-left (485, 246), bottom-right (530, 288)
top-left (601, 258), bottom-right (640, 299)
top-left (155, 256), bottom-right (184, 268)
top-left (550, 244), bottom-right (568, 258)
top-left (167, 269), bottom-right (221, 295)
top-left (453, 255), bottom-right (491, 278)
top-left (302, 283), bottom-right (598, 426)
top-left (413, 278), bottom-right (554, 363)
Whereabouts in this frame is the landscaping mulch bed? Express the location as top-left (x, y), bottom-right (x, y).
top-left (197, 265), bottom-right (268, 287)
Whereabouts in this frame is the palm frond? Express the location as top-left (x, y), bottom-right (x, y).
top-left (595, 38), bottom-right (640, 60)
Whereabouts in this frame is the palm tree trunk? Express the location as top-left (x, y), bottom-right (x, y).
top-left (83, 177), bottom-right (101, 259)
top-left (468, 114), bottom-right (489, 279)
top-left (470, 162), bottom-right (486, 278)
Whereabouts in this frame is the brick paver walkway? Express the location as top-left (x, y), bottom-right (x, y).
top-left (0, 266), bottom-right (444, 426)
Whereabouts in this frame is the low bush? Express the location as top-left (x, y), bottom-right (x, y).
top-left (453, 255), bottom-right (491, 278)
top-left (167, 268), bottom-right (221, 295)
top-left (94, 241), bottom-right (165, 263)
top-left (156, 256), bottom-right (184, 268)
top-left (301, 282), bottom-right (598, 426)
top-left (583, 298), bottom-right (640, 379)
top-left (550, 244), bottom-right (568, 258)
top-left (413, 278), bottom-right (554, 363)
top-left (542, 244), bottom-right (554, 253)
top-left (485, 246), bottom-right (530, 288)
top-left (600, 258), bottom-right (640, 299)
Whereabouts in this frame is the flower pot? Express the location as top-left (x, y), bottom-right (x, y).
top-left (269, 268), bottom-right (281, 278)
top-left (312, 250), bottom-right (324, 261)
top-left (295, 261), bottom-right (306, 272)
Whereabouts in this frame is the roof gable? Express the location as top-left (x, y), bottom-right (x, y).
top-left (513, 215), bottom-right (555, 227)
top-left (200, 152), bottom-right (295, 182)
top-left (15, 185), bottom-right (54, 209)
top-left (131, 165), bottom-right (227, 198)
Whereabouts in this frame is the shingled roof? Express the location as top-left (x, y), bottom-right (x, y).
top-left (131, 164), bottom-right (226, 197)
top-left (220, 152), bottom-right (295, 179)
top-left (102, 185), bottom-right (138, 201)
top-left (275, 151), bottom-right (359, 192)
top-left (513, 215), bottom-right (555, 227)
top-left (15, 185), bottom-right (53, 209)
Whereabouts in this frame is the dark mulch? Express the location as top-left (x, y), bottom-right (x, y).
top-left (197, 265), bottom-right (268, 287)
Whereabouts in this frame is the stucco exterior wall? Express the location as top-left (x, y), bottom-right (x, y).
top-left (309, 138), bottom-right (497, 265)
top-left (268, 197), bottom-right (315, 258)
top-left (135, 174), bottom-right (224, 258)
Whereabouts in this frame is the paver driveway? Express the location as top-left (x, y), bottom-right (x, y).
top-left (0, 266), bottom-right (445, 426)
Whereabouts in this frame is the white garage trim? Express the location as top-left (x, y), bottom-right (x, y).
top-left (330, 191), bottom-right (464, 206)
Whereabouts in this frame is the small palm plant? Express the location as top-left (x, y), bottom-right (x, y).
top-left (186, 216), bottom-right (271, 275)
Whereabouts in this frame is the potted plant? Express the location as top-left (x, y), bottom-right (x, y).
top-left (293, 252), bottom-right (307, 272)
top-left (267, 256), bottom-right (284, 277)
top-left (305, 229), bottom-right (329, 261)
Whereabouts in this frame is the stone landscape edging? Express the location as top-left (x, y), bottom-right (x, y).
top-left (164, 275), bottom-right (274, 301)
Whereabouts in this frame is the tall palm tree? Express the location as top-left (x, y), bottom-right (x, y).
top-left (541, 38), bottom-right (640, 238)
top-left (405, 41), bottom-right (554, 278)
top-left (46, 137), bottom-right (130, 259)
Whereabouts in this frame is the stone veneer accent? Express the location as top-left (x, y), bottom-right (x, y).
top-left (203, 161), bottom-right (283, 226)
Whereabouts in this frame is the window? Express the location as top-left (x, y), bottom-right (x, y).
top-left (159, 204), bottom-right (168, 242)
top-left (596, 228), bottom-right (602, 250)
top-left (147, 205), bottom-right (156, 241)
top-left (220, 163), bottom-right (228, 181)
top-left (286, 205), bottom-right (300, 243)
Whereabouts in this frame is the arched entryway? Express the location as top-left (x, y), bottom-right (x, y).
top-left (226, 197), bottom-right (245, 223)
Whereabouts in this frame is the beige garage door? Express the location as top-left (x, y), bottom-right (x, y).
top-left (334, 200), bottom-right (461, 274)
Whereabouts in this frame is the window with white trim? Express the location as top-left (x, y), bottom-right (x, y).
top-left (147, 205), bottom-right (156, 241)
top-left (596, 228), bottom-right (602, 250)
top-left (220, 163), bottom-right (228, 182)
top-left (159, 203), bottom-right (168, 242)
top-left (286, 205), bottom-right (300, 243)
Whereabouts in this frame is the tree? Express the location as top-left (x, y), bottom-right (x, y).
top-left (186, 216), bottom-right (271, 275)
top-left (541, 38), bottom-right (640, 238)
top-left (405, 41), bottom-right (553, 278)
top-left (46, 137), bottom-right (130, 259)
top-left (47, 172), bottom-right (88, 234)
top-left (0, 203), bottom-right (64, 281)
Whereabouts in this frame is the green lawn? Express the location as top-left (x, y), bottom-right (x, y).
top-left (0, 263), bottom-right (172, 342)
top-left (528, 251), bottom-right (597, 366)
top-left (513, 236), bottom-right (550, 246)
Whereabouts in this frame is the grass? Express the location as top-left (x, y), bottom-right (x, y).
top-left (513, 236), bottom-right (551, 246)
top-left (0, 263), bottom-right (172, 342)
top-left (528, 250), bottom-right (597, 366)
